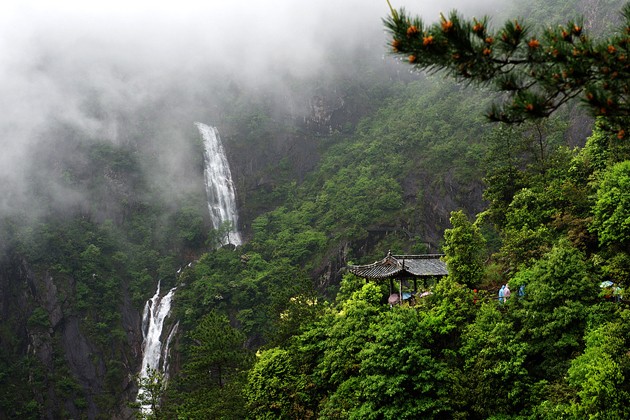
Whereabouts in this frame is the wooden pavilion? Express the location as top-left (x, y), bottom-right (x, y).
top-left (347, 251), bottom-right (448, 304)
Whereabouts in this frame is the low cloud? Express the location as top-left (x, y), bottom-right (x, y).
top-left (0, 0), bottom-right (508, 218)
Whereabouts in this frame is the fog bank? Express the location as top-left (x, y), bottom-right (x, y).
top-left (0, 0), bottom-right (508, 218)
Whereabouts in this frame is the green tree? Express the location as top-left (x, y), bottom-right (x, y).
top-left (243, 282), bottom-right (385, 419)
top-left (566, 321), bottom-right (630, 418)
top-left (206, 220), bottom-right (236, 249)
top-left (323, 306), bottom-right (454, 419)
top-left (315, 283), bottom-right (384, 390)
top-left (384, 2), bottom-right (630, 135)
top-left (185, 311), bottom-right (252, 389)
top-left (459, 303), bottom-right (530, 417)
top-left (172, 311), bottom-right (253, 419)
top-left (135, 368), bottom-right (166, 420)
top-left (511, 240), bottom-right (598, 380)
top-left (591, 160), bottom-right (630, 247)
top-left (443, 210), bottom-right (486, 287)
top-left (481, 124), bottom-right (529, 227)
top-left (318, 277), bottom-right (474, 419)
top-left (245, 348), bottom-right (316, 419)
top-left (174, 205), bottom-right (207, 249)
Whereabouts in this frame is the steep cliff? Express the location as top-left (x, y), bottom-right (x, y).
top-left (0, 239), bottom-right (144, 419)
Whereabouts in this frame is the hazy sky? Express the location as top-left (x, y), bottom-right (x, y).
top-left (0, 0), bottom-right (507, 120)
top-left (0, 0), bottom-right (505, 85)
top-left (0, 0), bottom-right (507, 217)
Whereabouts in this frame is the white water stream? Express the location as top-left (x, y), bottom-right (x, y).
top-left (136, 281), bottom-right (177, 412)
top-left (195, 122), bottom-right (243, 246)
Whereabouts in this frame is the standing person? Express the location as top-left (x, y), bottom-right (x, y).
top-left (498, 285), bottom-right (505, 304)
top-left (504, 284), bottom-right (511, 302)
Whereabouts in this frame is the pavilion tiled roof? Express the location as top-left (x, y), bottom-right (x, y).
top-left (347, 252), bottom-right (448, 280)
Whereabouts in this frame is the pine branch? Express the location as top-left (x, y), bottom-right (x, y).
top-left (384, 3), bottom-right (630, 137)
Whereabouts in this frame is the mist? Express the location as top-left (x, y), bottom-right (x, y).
top-left (0, 0), bottom-right (509, 221)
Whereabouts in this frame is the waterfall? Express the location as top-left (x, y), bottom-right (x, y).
top-left (136, 280), bottom-right (177, 412)
top-left (195, 122), bottom-right (243, 246)
top-left (136, 123), bottom-right (243, 412)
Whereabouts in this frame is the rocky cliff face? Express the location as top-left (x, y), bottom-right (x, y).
top-left (0, 251), bottom-right (141, 419)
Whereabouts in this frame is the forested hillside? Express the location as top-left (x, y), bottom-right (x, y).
top-left (1, 0), bottom-right (629, 419)
top-left (232, 1), bottom-right (630, 418)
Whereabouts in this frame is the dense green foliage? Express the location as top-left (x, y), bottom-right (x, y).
top-left (163, 311), bottom-right (253, 419)
top-left (236, 4), bottom-right (630, 420)
top-left (243, 150), bottom-right (630, 416)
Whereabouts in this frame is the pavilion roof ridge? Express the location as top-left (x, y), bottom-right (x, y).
top-left (392, 253), bottom-right (445, 259)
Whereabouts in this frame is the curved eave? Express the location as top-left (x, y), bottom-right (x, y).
top-left (347, 265), bottom-right (404, 280)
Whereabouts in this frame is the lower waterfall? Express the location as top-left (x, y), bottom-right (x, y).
top-left (136, 280), bottom-right (177, 413)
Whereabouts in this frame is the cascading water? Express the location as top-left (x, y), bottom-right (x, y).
top-left (136, 123), bottom-right (243, 412)
top-left (136, 280), bottom-right (177, 412)
top-left (195, 122), bottom-right (243, 246)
